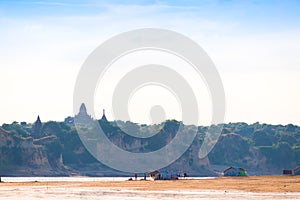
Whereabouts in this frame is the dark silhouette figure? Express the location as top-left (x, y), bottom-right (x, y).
top-left (184, 173), bottom-right (188, 179)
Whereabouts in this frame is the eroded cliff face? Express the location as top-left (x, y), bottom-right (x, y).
top-left (1, 120), bottom-right (300, 176)
top-left (0, 125), bottom-right (275, 176)
top-left (0, 128), bottom-right (66, 176)
top-left (208, 133), bottom-right (289, 175)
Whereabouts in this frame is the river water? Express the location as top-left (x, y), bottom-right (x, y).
top-left (0, 176), bottom-right (215, 182)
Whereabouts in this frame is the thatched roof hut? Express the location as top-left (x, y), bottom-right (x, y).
top-left (224, 166), bottom-right (247, 176)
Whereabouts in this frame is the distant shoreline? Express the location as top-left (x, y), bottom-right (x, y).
top-left (1, 176), bottom-right (299, 193)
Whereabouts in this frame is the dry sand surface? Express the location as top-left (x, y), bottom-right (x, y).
top-left (1, 176), bottom-right (300, 192)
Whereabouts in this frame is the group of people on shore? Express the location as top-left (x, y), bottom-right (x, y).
top-left (128, 172), bottom-right (188, 181)
top-left (128, 173), bottom-right (147, 181)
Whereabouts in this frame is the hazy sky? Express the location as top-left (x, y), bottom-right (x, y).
top-left (0, 0), bottom-right (300, 125)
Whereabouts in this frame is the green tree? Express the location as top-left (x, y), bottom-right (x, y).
top-left (252, 131), bottom-right (273, 146)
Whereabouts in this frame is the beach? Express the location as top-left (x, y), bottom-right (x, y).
top-left (1, 176), bottom-right (300, 199)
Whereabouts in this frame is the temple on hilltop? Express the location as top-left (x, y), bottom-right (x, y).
top-left (74, 103), bottom-right (93, 124)
top-left (32, 115), bottom-right (42, 138)
top-left (100, 109), bottom-right (108, 122)
top-left (69, 103), bottom-right (108, 125)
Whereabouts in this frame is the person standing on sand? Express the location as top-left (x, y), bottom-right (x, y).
top-left (134, 173), bottom-right (138, 180)
top-left (183, 173), bottom-right (188, 179)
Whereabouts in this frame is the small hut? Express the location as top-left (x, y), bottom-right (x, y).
top-left (293, 166), bottom-right (300, 175)
top-left (148, 170), bottom-right (178, 181)
top-left (223, 167), bottom-right (247, 176)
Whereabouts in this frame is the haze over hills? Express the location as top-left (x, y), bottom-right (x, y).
top-left (0, 110), bottom-right (299, 177)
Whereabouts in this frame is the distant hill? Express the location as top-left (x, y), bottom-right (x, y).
top-left (0, 120), bottom-right (299, 176)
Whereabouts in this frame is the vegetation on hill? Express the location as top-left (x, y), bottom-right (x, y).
top-left (0, 120), bottom-right (300, 176)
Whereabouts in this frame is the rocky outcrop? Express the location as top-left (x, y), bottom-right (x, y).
top-left (0, 128), bottom-right (67, 176)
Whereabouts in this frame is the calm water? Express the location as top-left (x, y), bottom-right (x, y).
top-left (0, 176), bottom-right (215, 182)
top-left (0, 177), bottom-right (129, 182)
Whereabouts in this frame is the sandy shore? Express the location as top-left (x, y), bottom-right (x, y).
top-left (1, 176), bottom-right (300, 193)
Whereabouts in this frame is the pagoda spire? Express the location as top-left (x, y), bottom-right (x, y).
top-left (79, 103), bottom-right (88, 115)
top-left (74, 102), bottom-right (93, 125)
top-left (32, 115), bottom-right (42, 138)
top-left (101, 109), bottom-right (108, 121)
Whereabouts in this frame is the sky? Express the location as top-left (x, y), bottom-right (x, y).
top-left (0, 0), bottom-right (300, 125)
